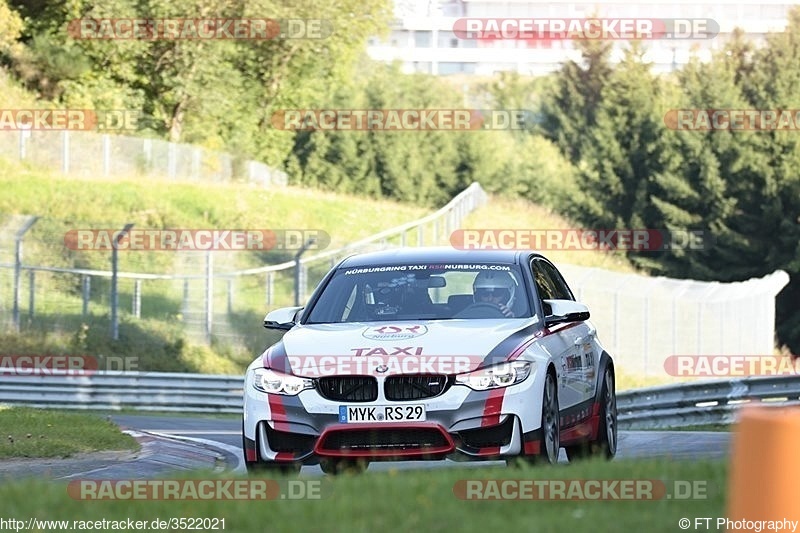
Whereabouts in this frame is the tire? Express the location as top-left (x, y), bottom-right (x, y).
top-left (565, 366), bottom-right (617, 462)
top-left (319, 458), bottom-right (368, 475)
top-left (516, 369), bottom-right (560, 466)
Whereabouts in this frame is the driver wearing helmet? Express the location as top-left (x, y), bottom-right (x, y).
top-left (472, 270), bottom-right (516, 318)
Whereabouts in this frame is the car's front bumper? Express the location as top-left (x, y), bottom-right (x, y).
top-left (243, 371), bottom-right (545, 464)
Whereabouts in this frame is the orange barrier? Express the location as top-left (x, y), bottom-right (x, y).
top-left (727, 406), bottom-right (800, 529)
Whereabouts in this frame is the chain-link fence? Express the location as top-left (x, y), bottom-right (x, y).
top-left (0, 129), bottom-right (287, 186)
top-left (556, 263), bottom-right (790, 375)
top-left (0, 183), bottom-right (488, 354)
top-left (0, 181), bottom-right (789, 375)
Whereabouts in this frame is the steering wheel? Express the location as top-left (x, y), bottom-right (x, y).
top-left (455, 302), bottom-right (507, 319)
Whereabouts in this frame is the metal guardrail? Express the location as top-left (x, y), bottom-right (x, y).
top-left (2, 371), bottom-right (799, 428)
top-left (617, 375), bottom-right (800, 429)
top-left (0, 372), bottom-right (245, 414)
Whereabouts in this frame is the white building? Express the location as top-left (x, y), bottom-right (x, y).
top-left (366, 0), bottom-right (797, 75)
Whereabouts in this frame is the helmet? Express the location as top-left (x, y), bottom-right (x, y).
top-left (473, 271), bottom-right (516, 308)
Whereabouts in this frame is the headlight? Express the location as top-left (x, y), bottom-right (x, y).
top-left (252, 368), bottom-right (314, 396)
top-left (455, 361), bottom-right (534, 391)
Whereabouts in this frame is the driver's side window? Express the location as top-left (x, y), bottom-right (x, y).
top-left (530, 259), bottom-right (559, 315)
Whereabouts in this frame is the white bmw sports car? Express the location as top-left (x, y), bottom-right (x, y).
top-left (242, 248), bottom-right (617, 474)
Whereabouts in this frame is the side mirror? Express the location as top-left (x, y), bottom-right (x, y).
top-left (543, 299), bottom-right (590, 327)
top-left (264, 306), bottom-right (304, 331)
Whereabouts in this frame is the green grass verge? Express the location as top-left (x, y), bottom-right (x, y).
top-left (0, 459), bottom-right (727, 532)
top-left (0, 406), bottom-right (139, 458)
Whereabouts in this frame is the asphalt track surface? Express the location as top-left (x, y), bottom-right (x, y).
top-left (111, 415), bottom-right (731, 475)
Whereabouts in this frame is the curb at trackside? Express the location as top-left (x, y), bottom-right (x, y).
top-left (140, 430), bottom-right (246, 475)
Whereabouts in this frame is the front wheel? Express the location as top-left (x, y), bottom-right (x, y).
top-left (516, 370), bottom-right (560, 466)
top-left (565, 367), bottom-right (617, 461)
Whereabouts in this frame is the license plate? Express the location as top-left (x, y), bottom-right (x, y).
top-left (339, 404), bottom-right (426, 423)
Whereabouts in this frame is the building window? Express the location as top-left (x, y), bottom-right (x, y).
top-left (414, 31), bottom-right (432, 47)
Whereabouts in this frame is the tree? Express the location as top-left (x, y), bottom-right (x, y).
top-left (540, 39), bottom-right (614, 162)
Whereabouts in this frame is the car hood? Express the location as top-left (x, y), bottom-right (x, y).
top-left (262, 318), bottom-right (540, 377)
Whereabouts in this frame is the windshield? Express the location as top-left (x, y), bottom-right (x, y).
top-left (305, 262), bottom-right (531, 323)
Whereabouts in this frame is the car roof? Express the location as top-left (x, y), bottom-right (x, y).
top-left (337, 246), bottom-right (543, 268)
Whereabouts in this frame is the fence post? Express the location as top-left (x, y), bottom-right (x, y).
top-left (102, 134), bottom-right (111, 176)
top-left (111, 223), bottom-right (134, 340)
top-left (300, 264), bottom-right (308, 302)
top-left (12, 216), bottom-right (38, 332)
top-left (61, 131), bottom-right (70, 174)
top-left (227, 279), bottom-right (233, 314)
top-left (82, 276), bottom-right (91, 316)
top-left (672, 281), bottom-right (693, 356)
top-left (192, 147), bottom-right (201, 178)
top-left (27, 270), bottom-right (35, 319)
top-left (205, 251), bottom-right (213, 344)
top-left (18, 130), bottom-right (28, 160)
top-left (143, 139), bottom-right (152, 173)
top-left (266, 273), bottom-right (273, 307)
top-left (133, 279), bottom-right (141, 318)
top-left (294, 237), bottom-right (317, 306)
top-left (168, 142), bottom-right (177, 179)
top-left (182, 279), bottom-right (189, 317)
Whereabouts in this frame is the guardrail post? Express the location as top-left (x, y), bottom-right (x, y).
top-left (133, 279), bottom-right (141, 318)
top-left (434, 220), bottom-right (439, 244)
top-left (82, 276), bottom-right (91, 316)
top-left (265, 273), bottom-right (273, 307)
top-left (12, 216), bottom-right (38, 332)
top-left (205, 251), bottom-right (213, 343)
top-left (418, 225), bottom-right (424, 246)
top-left (28, 270), bottom-right (35, 318)
top-left (111, 223), bottom-right (134, 340)
top-left (401, 231), bottom-right (406, 247)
